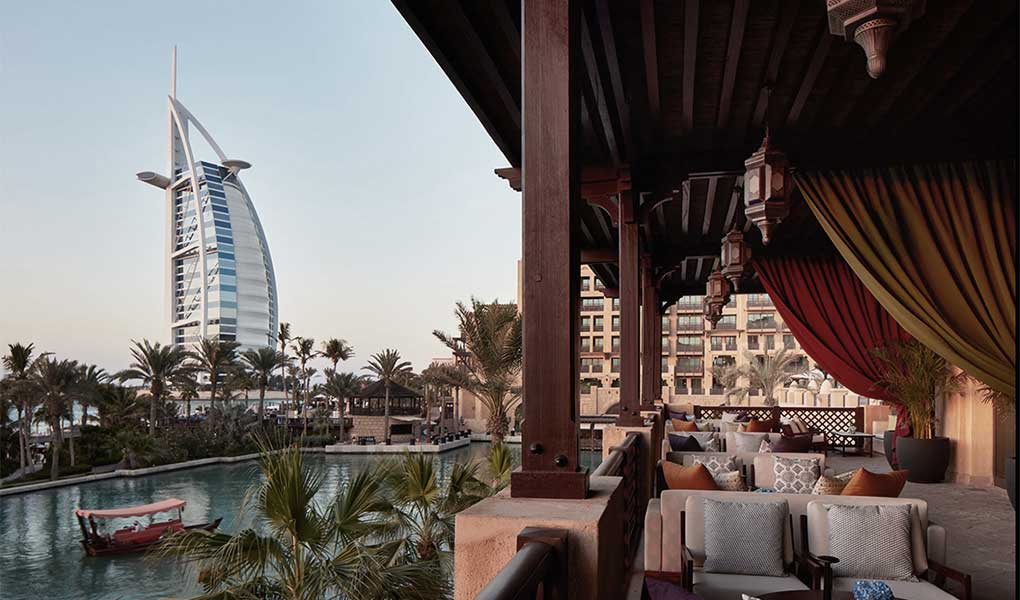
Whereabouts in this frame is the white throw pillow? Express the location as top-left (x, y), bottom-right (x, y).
top-left (826, 504), bottom-right (918, 581)
top-left (731, 431), bottom-right (768, 453)
top-left (759, 438), bottom-right (773, 453)
top-left (721, 412), bottom-right (740, 423)
top-left (773, 456), bottom-right (821, 494)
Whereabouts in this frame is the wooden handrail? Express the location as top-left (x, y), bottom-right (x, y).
top-left (476, 528), bottom-right (568, 600)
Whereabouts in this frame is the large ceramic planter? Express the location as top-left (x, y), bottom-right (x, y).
top-left (883, 430), bottom-right (898, 469)
top-left (1006, 457), bottom-right (1016, 511)
top-left (896, 436), bottom-right (950, 483)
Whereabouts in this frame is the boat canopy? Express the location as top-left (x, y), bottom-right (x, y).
top-left (75, 498), bottom-right (186, 519)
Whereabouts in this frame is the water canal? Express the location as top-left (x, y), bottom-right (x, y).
top-left (0, 444), bottom-right (601, 600)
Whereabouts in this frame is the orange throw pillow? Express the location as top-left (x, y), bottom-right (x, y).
top-left (841, 468), bottom-right (909, 497)
top-left (662, 462), bottom-right (720, 490)
top-left (672, 419), bottom-right (700, 432)
top-left (744, 419), bottom-right (774, 433)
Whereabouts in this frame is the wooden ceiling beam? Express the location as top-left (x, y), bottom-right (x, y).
top-left (639, 0), bottom-right (661, 126)
top-left (580, 15), bottom-right (621, 165)
top-left (393, 0), bottom-right (518, 164)
top-left (594, 0), bottom-right (632, 157)
top-left (785, 31), bottom-right (832, 127)
top-left (681, 0), bottom-right (700, 131)
top-left (581, 248), bottom-right (617, 264)
top-left (491, 0), bottom-right (520, 61)
top-left (752, 3), bottom-right (799, 128)
top-left (446, 1), bottom-right (520, 129)
top-left (716, 0), bottom-right (749, 128)
top-left (495, 166), bottom-right (630, 197)
top-left (702, 176), bottom-right (718, 235)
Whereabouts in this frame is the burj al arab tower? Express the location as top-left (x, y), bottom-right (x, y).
top-left (137, 49), bottom-right (278, 351)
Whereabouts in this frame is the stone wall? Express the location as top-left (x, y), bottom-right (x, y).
top-left (350, 415), bottom-right (415, 443)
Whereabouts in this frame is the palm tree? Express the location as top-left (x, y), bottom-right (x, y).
top-left (117, 340), bottom-right (193, 436)
top-left (3, 343), bottom-right (39, 471)
top-left (159, 443), bottom-right (448, 600)
top-left (322, 371), bottom-right (364, 442)
top-left (321, 338), bottom-right (354, 373)
top-left (30, 357), bottom-right (78, 480)
top-left (190, 338), bottom-right (240, 414)
top-left (291, 337), bottom-right (318, 436)
top-left (95, 384), bottom-right (143, 429)
top-left (363, 349), bottom-right (413, 444)
top-left (175, 375), bottom-right (200, 419)
top-left (241, 347), bottom-right (282, 422)
top-left (433, 299), bottom-right (522, 443)
top-left (711, 362), bottom-right (745, 406)
top-left (738, 348), bottom-right (802, 406)
top-left (75, 364), bottom-right (107, 430)
top-left (277, 321), bottom-right (292, 397)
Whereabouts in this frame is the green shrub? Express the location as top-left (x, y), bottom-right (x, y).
top-left (298, 434), bottom-right (335, 448)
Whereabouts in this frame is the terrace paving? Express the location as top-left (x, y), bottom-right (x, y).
top-left (826, 454), bottom-right (1016, 600)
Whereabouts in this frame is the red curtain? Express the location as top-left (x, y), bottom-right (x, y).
top-left (753, 255), bottom-right (911, 403)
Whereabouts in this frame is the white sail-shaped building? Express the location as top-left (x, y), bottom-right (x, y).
top-left (137, 49), bottom-right (278, 350)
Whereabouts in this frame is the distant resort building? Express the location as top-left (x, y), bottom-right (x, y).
top-left (136, 49), bottom-right (278, 351)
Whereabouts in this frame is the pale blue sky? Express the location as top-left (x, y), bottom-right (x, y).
top-left (0, 1), bottom-right (521, 376)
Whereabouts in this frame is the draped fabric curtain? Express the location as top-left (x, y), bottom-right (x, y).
top-left (795, 160), bottom-right (1017, 397)
top-left (753, 255), bottom-right (911, 402)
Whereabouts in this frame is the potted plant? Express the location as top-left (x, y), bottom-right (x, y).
top-left (873, 340), bottom-right (965, 483)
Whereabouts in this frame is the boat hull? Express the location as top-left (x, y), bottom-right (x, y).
top-left (81, 518), bottom-right (222, 557)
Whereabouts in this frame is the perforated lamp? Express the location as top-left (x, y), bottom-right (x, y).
top-left (703, 268), bottom-right (731, 329)
top-left (743, 130), bottom-right (789, 245)
top-left (720, 228), bottom-right (751, 291)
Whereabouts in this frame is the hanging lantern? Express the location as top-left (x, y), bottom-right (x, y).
top-left (827, 0), bottom-right (926, 79)
top-left (744, 131), bottom-right (789, 245)
top-left (720, 228), bottom-right (751, 292)
top-left (703, 268), bottom-right (731, 328)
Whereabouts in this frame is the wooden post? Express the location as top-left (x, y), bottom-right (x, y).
top-left (512, 0), bottom-right (588, 499)
top-left (617, 191), bottom-right (643, 426)
top-left (641, 258), bottom-right (660, 408)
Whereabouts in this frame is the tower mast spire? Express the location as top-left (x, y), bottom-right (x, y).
top-left (170, 46), bottom-right (177, 99)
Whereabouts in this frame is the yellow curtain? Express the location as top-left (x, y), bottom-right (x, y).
top-left (796, 160), bottom-right (1016, 397)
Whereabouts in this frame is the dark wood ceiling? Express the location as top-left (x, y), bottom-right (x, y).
top-left (393, 0), bottom-right (1017, 297)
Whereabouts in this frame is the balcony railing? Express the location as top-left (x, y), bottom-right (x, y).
top-left (475, 527), bottom-right (568, 600)
top-left (591, 430), bottom-right (644, 572)
top-left (676, 344), bottom-right (703, 354)
top-left (714, 320), bottom-right (737, 330)
top-left (746, 319), bottom-right (777, 330)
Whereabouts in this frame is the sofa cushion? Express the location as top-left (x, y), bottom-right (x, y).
top-left (790, 416), bottom-right (810, 434)
top-left (644, 575), bottom-right (700, 600)
top-left (831, 578), bottom-right (957, 600)
top-left (692, 572), bottom-right (808, 600)
top-left (713, 470), bottom-right (747, 492)
top-left (664, 462), bottom-right (719, 490)
top-left (773, 456), bottom-right (821, 494)
top-left (807, 500), bottom-right (928, 575)
top-left (668, 410), bottom-right (689, 421)
top-left (703, 436), bottom-right (721, 452)
top-left (842, 468), bottom-right (909, 497)
top-left (729, 431), bottom-right (772, 453)
top-left (702, 498), bottom-right (787, 576)
top-left (812, 470), bottom-right (856, 495)
top-left (759, 438), bottom-right (773, 452)
top-left (827, 504), bottom-right (917, 580)
top-left (673, 419), bottom-right (701, 432)
top-left (772, 434), bottom-right (812, 453)
top-left (751, 453), bottom-right (826, 489)
top-left (691, 455), bottom-right (738, 477)
top-left (668, 433), bottom-right (703, 452)
top-left (745, 418), bottom-right (775, 433)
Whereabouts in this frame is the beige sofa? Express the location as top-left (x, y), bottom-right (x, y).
top-left (644, 489), bottom-right (968, 600)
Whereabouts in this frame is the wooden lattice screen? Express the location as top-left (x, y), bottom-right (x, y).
top-left (693, 405), bottom-right (865, 448)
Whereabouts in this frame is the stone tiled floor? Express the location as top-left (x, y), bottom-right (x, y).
top-left (827, 453), bottom-right (1016, 600)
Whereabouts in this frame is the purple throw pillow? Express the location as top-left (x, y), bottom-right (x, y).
top-left (668, 410), bottom-right (688, 421)
top-left (773, 434), bottom-right (812, 453)
top-left (645, 577), bottom-right (702, 600)
top-left (668, 433), bottom-right (703, 452)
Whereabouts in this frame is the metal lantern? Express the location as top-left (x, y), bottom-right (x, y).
top-left (720, 228), bottom-right (751, 292)
top-left (703, 268), bottom-right (731, 328)
top-left (744, 131), bottom-right (789, 245)
top-left (827, 0), bottom-right (926, 79)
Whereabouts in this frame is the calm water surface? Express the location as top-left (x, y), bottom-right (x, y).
top-left (0, 444), bottom-right (602, 600)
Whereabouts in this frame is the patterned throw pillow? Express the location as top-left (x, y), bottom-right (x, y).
top-left (812, 470), bottom-right (857, 495)
top-left (714, 470), bottom-right (747, 491)
top-left (773, 456), bottom-right (821, 494)
top-left (703, 498), bottom-right (786, 576)
top-left (692, 455), bottom-right (738, 477)
top-left (826, 504), bottom-right (918, 581)
top-left (758, 438), bottom-right (773, 453)
top-left (703, 436), bottom-right (721, 453)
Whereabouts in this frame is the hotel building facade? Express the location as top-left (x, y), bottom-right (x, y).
top-left (136, 50), bottom-right (278, 351)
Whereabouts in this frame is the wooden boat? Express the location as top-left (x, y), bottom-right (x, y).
top-left (75, 498), bottom-right (222, 556)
